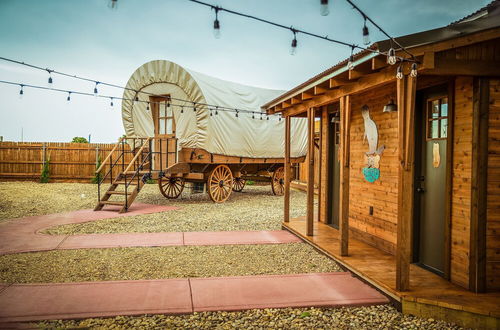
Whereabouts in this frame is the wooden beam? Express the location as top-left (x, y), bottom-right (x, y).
top-left (301, 91), bottom-right (313, 100)
top-left (314, 86), bottom-right (327, 95)
top-left (319, 106), bottom-right (330, 223)
top-left (307, 108), bottom-right (315, 236)
top-left (422, 59), bottom-right (500, 76)
top-left (317, 108), bottom-right (323, 223)
top-left (284, 115), bottom-right (291, 223)
top-left (396, 74), bottom-right (416, 292)
top-left (283, 67), bottom-right (396, 117)
top-left (291, 97), bottom-right (301, 105)
top-left (329, 77), bottom-right (350, 89)
top-left (469, 78), bottom-right (489, 293)
top-left (339, 95), bottom-right (351, 256)
top-left (422, 52), bottom-right (435, 70)
top-left (282, 100), bottom-right (292, 109)
top-left (371, 56), bottom-right (386, 70)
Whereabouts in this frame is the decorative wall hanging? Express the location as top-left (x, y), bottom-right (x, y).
top-left (433, 142), bottom-right (441, 168)
top-left (361, 105), bottom-right (385, 183)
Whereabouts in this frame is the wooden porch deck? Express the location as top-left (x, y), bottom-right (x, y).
top-left (284, 217), bottom-right (500, 329)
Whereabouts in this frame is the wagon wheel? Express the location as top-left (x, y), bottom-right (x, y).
top-left (208, 165), bottom-right (233, 203)
top-left (271, 167), bottom-right (285, 196)
top-left (158, 176), bottom-right (185, 199)
top-left (232, 177), bottom-right (246, 192)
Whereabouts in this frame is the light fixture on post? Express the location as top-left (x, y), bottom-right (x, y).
top-left (320, 0), bottom-right (329, 16)
top-left (362, 17), bottom-right (370, 45)
top-left (383, 98), bottom-right (397, 113)
top-left (213, 7), bottom-right (221, 39)
top-left (290, 29), bottom-right (298, 56)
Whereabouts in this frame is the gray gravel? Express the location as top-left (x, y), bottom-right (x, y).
top-left (0, 243), bottom-right (341, 284)
top-left (36, 305), bottom-right (464, 329)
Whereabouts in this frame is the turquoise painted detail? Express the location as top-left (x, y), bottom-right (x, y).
top-left (362, 167), bottom-right (380, 183)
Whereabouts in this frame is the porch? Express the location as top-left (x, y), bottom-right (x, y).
top-left (283, 217), bottom-right (500, 329)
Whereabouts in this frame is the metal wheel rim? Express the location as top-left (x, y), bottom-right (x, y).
top-left (208, 165), bottom-right (233, 203)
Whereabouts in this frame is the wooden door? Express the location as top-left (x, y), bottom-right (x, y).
top-left (414, 90), bottom-right (449, 276)
top-left (151, 97), bottom-right (177, 170)
top-left (327, 113), bottom-right (341, 228)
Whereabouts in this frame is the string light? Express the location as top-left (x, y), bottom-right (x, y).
top-left (213, 7), bottom-right (221, 39)
top-left (67, 91), bottom-right (71, 101)
top-left (387, 48), bottom-right (397, 65)
top-left (146, 102), bottom-right (150, 111)
top-left (210, 108), bottom-right (213, 116)
top-left (267, 114), bottom-right (269, 120)
top-left (290, 29), bottom-right (298, 56)
top-left (410, 63), bottom-right (418, 77)
top-left (193, 102), bottom-right (197, 112)
top-left (93, 82), bottom-right (99, 97)
top-left (347, 46), bottom-right (355, 71)
top-left (47, 70), bottom-right (53, 88)
top-left (108, 0), bottom-right (118, 10)
top-left (252, 112), bottom-right (255, 119)
top-left (180, 106), bottom-right (184, 114)
top-left (320, 0), bottom-right (329, 16)
top-left (260, 113), bottom-right (263, 120)
top-left (362, 16), bottom-right (370, 45)
top-left (19, 85), bottom-right (24, 99)
top-left (396, 65), bottom-right (403, 80)
top-left (110, 97), bottom-right (114, 107)
top-left (235, 110), bottom-right (239, 118)
top-left (215, 106), bottom-right (219, 115)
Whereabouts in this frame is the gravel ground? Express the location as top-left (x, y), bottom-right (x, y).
top-left (36, 305), bottom-right (463, 329)
top-left (0, 244), bottom-right (341, 284)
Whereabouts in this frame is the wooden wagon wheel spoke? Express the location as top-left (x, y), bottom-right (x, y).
top-left (207, 164), bottom-right (233, 203)
top-left (159, 176), bottom-right (185, 199)
top-left (232, 176), bottom-right (246, 192)
top-left (271, 166), bottom-right (285, 196)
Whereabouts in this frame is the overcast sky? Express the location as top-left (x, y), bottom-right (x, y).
top-left (0, 0), bottom-right (490, 142)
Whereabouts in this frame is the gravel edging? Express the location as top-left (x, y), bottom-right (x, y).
top-left (35, 305), bottom-right (464, 329)
top-left (0, 243), bottom-right (341, 284)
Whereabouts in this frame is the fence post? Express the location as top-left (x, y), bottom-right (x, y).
top-left (42, 143), bottom-right (46, 171)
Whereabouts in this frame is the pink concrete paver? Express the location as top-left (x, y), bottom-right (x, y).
top-left (190, 272), bottom-right (389, 311)
top-left (0, 273), bottom-right (388, 322)
top-left (184, 230), bottom-right (302, 245)
top-left (59, 232), bottom-right (184, 250)
top-left (0, 279), bottom-right (192, 322)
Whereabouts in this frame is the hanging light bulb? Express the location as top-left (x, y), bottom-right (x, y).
top-left (267, 115), bottom-right (269, 120)
top-left (410, 62), bottom-right (418, 77)
top-left (210, 108), bottom-right (213, 116)
top-left (320, 0), bottom-right (329, 16)
top-left (181, 106), bottom-right (184, 114)
top-left (108, 0), bottom-right (118, 10)
top-left (110, 97), bottom-right (114, 107)
top-left (260, 113), bottom-right (263, 120)
top-left (252, 112), bottom-right (255, 119)
top-left (362, 18), bottom-right (370, 45)
top-left (19, 85), bottom-right (24, 99)
top-left (213, 7), bottom-right (221, 39)
top-left (279, 115), bottom-right (282, 121)
top-left (93, 82), bottom-right (99, 97)
top-left (47, 70), bottom-right (53, 88)
top-left (146, 102), bottom-right (150, 111)
top-left (67, 92), bottom-right (71, 102)
top-left (193, 102), bottom-right (197, 112)
top-left (215, 107), bottom-right (219, 115)
top-left (235, 110), bottom-right (239, 118)
top-left (347, 46), bottom-right (355, 70)
top-left (387, 48), bottom-right (397, 65)
top-left (290, 30), bottom-right (298, 56)
top-left (396, 65), bottom-right (404, 80)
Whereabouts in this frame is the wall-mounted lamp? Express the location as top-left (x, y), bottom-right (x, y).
top-left (331, 112), bottom-right (340, 123)
top-left (383, 99), bottom-right (397, 113)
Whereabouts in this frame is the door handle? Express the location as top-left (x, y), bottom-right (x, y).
top-left (416, 187), bottom-right (425, 193)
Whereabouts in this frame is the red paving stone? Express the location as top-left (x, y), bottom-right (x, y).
top-left (0, 279), bottom-right (192, 322)
top-left (184, 230), bottom-right (301, 245)
top-left (190, 273), bottom-right (388, 312)
top-left (0, 273), bottom-right (388, 322)
top-left (59, 232), bottom-right (184, 250)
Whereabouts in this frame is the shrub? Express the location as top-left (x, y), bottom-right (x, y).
top-left (71, 137), bottom-right (89, 143)
top-left (91, 155), bottom-right (102, 184)
top-left (40, 156), bottom-right (50, 183)
top-left (246, 180), bottom-right (255, 185)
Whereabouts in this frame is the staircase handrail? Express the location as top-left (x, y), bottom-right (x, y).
top-left (96, 137), bottom-right (125, 174)
top-left (123, 137), bottom-right (151, 174)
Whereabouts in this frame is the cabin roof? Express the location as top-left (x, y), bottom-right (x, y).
top-left (262, 0), bottom-right (500, 110)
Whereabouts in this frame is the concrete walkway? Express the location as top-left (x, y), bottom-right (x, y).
top-left (0, 273), bottom-right (389, 322)
top-left (0, 205), bottom-right (301, 255)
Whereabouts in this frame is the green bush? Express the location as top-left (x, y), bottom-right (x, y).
top-left (71, 137), bottom-right (88, 143)
top-left (40, 156), bottom-right (50, 183)
top-left (246, 180), bottom-right (255, 185)
top-left (91, 155), bottom-right (102, 184)
top-left (146, 178), bottom-right (156, 184)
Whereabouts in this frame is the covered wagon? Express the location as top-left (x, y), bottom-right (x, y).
top-left (95, 60), bottom-right (307, 212)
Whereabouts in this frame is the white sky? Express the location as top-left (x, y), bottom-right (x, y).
top-left (0, 0), bottom-right (489, 142)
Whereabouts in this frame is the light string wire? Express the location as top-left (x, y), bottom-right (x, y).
top-left (0, 56), bottom-right (276, 116)
top-left (0, 79), bottom-right (281, 119)
top-left (188, 0), bottom-right (417, 63)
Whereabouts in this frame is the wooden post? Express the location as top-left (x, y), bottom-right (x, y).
top-left (317, 107), bottom-right (322, 222)
top-left (319, 106), bottom-right (330, 223)
top-left (284, 115), bottom-right (291, 223)
top-left (470, 78), bottom-right (489, 293)
top-left (306, 107), bottom-right (315, 236)
top-left (339, 95), bottom-right (351, 256)
top-left (41, 143), bottom-right (46, 171)
top-left (396, 74), bottom-right (417, 292)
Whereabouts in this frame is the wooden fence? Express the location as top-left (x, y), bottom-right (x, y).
top-left (0, 141), bottom-right (133, 183)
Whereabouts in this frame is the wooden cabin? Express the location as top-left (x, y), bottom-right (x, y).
top-left (263, 2), bottom-right (500, 328)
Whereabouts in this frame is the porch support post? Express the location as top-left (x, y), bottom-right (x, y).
top-left (319, 106), bottom-right (330, 223)
top-left (284, 115), bottom-right (291, 223)
top-left (396, 74), bottom-right (417, 292)
top-left (306, 107), bottom-right (315, 236)
top-left (317, 108), bottom-right (322, 223)
top-left (339, 95), bottom-right (351, 256)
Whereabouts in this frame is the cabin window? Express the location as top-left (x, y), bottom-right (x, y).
top-left (427, 97), bottom-right (448, 140)
top-left (158, 100), bottom-right (175, 135)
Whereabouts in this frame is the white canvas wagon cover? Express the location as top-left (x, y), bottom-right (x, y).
top-left (122, 60), bottom-right (307, 159)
